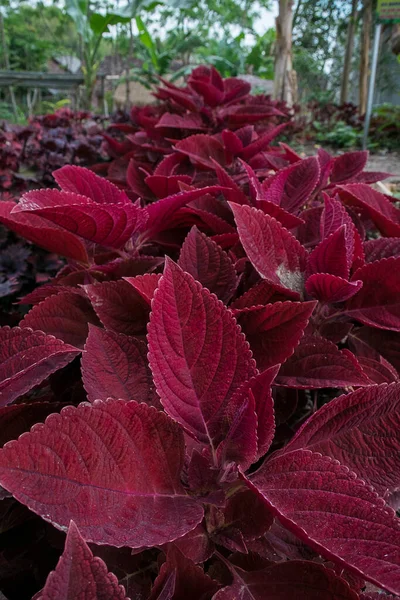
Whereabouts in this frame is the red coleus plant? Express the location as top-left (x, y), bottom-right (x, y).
top-left (0, 69), bottom-right (400, 599)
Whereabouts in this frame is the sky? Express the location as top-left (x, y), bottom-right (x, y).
top-left (254, 3), bottom-right (278, 35)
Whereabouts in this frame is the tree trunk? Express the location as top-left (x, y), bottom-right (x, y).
top-left (340, 0), bottom-right (358, 104)
top-left (359, 0), bottom-right (372, 115)
top-left (274, 0), bottom-right (297, 107)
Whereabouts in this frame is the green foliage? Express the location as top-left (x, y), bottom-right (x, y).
top-left (313, 120), bottom-right (360, 148)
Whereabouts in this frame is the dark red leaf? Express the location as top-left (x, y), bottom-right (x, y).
top-left (53, 165), bottom-right (130, 204)
top-left (330, 151), bottom-right (368, 184)
top-left (82, 325), bottom-right (156, 405)
top-left (345, 257), bottom-right (400, 331)
top-left (248, 450), bottom-right (400, 595)
top-left (37, 521), bottom-right (129, 599)
top-left (21, 292), bottom-right (99, 348)
top-left (14, 189), bottom-right (145, 249)
top-left (338, 184), bottom-right (400, 237)
top-left (0, 327), bottom-right (79, 407)
top-left (178, 226), bottom-right (237, 302)
top-left (231, 203), bottom-right (308, 296)
top-left (175, 135), bottom-right (226, 169)
top-left (277, 335), bottom-right (371, 388)
top-left (0, 400), bottom-right (203, 547)
top-left (305, 274), bottom-right (363, 303)
top-left (0, 201), bottom-right (89, 263)
top-left (237, 301), bottom-right (316, 371)
top-left (148, 259), bottom-right (257, 445)
top-left (283, 383), bottom-right (400, 499)
top-left (364, 238), bottom-right (400, 262)
top-left (213, 559), bottom-right (359, 600)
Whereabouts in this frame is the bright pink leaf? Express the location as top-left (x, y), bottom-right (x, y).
top-left (37, 521), bottom-right (129, 600)
top-left (148, 260), bottom-right (257, 445)
top-left (231, 203), bottom-right (308, 296)
top-left (0, 327), bottom-right (79, 407)
top-left (248, 450), bottom-right (400, 595)
top-left (345, 257), bottom-right (400, 331)
top-left (213, 559), bottom-right (359, 600)
top-left (21, 292), bottom-right (99, 349)
top-left (53, 165), bottom-right (130, 204)
top-left (237, 301), bottom-right (316, 371)
top-left (178, 226), bottom-right (237, 303)
top-left (277, 335), bottom-right (371, 388)
top-left (0, 400), bottom-right (203, 547)
top-left (305, 274), bottom-right (363, 303)
top-left (283, 383), bottom-right (400, 499)
top-left (82, 325), bottom-right (156, 405)
top-left (13, 189), bottom-right (145, 249)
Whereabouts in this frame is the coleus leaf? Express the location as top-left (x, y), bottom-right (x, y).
top-left (148, 259), bottom-right (257, 445)
top-left (143, 185), bottom-right (226, 240)
top-left (149, 546), bottom-right (219, 600)
top-left (262, 157), bottom-right (320, 213)
top-left (21, 292), bottom-right (99, 349)
top-left (338, 184), bottom-right (400, 237)
top-left (53, 165), bottom-right (131, 205)
top-left (330, 151), bottom-right (368, 184)
top-left (247, 450), bottom-right (400, 595)
top-left (85, 280), bottom-right (150, 336)
top-left (13, 189), bottom-right (145, 249)
top-left (81, 325), bottom-right (156, 405)
top-left (230, 203), bottom-right (308, 297)
top-left (0, 201), bottom-right (89, 263)
top-left (213, 559), bottom-right (359, 600)
top-left (175, 135), bottom-right (226, 169)
top-left (250, 366), bottom-right (279, 460)
top-left (305, 274), bottom-right (363, 303)
top-left (277, 335), bottom-right (371, 388)
top-left (236, 301), bottom-right (316, 371)
top-left (0, 400), bottom-right (203, 547)
top-left (306, 226), bottom-right (350, 279)
top-left (124, 273), bottom-right (161, 304)
top-left (178, 226), bottom-right (238, 303)
top-left (282, 383), bottom-right (400, 500)
top-left (345, 257), bottom-right (400, 331)
top-left (364, 237), bottom-right (400, 263)
top-left (37, 521), bottom-right (129, 600)
top-left (0, 327), bottom-right (79, 407)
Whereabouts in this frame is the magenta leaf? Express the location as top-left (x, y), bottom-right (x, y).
top-left (0, 201), bottom-right (89, 263)
top-left (277, 335), bottom-right (371, 388)
top-left (165, 523), bottom-right (214, 564)
top-left (248, 450), bottom-right (400, 594)
top-left (305, 274), bottom-right (363, 303)
top-left (124, 273), bottom-right (161, 304)
top-left (13, 189), bottom-right (145, 249)
top-left (338, 184), bottom-right (400, 237)
top-left (283, 383), bottom-right (400, 500)
top-left (148, 259), bottom-right (256, 445)
top-left (264, 156), bottom-right (320, 213)
top-left (53, 165), bottom-right (131, 204)
top-left (37, 521), bottom-right (129, 600)
top-left (0, 400), bottom-right (203, 547)
top-left (21, 292), bottom-right (99, 348)
top-left (345, 257), bottom-right (400, 331)
top-left (85, 280), bottom-right (150, 336)
top-left (330, 151), bottom-right (368, 184)
top-left (0, 327), bottom-right (79, 407)
top-left (178, 226), bottom-right (237, 302)
top-left (231, 203), bottom-right (308, 296)
top-left (213, 559), bottom-right (359, 600)
top-left (237, 301), bottom-right (316, 371)
top-left (82, 325), bottom-right (156, 405)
